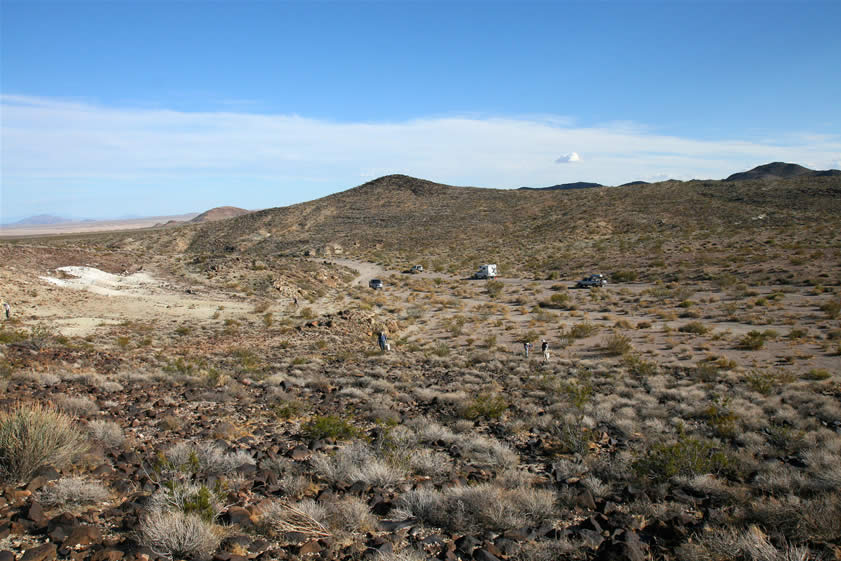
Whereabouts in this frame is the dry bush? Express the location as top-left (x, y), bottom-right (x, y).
top-left (39, 476), bottom-right (110, 507)
top-left (164, 441), bottom-right (255, 475)
top-left (602, 332), bottom-right (633, 355)
top-left (395, 483), bottom-right (555, 532)
top-left (0, 402), bottom-right (88, 484)
top-left (258, 499), bottom-right (331, 539)
top-left (324, 496), bottom-right (378, 534)
top-left (140, 510), bottom-right (223, 561)
top-left (680, 524), bottom-right (811, 561)
top-left (407, 448), bottom-right (452, 477)
top-left (88, 420), bottom-right (125, 448)
top-left (312, 442), bottom-right (404, 487)
top-left (462, 435), bottom-right (519, 469)
top-left (55, 394), bottom-right (99, 416)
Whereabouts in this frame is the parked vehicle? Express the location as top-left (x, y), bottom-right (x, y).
top-left (409, 265), bottom-right (424, 274)
top-left (576, 273), bottom-right (607, 288)
top-left (473, 264), bottom-right (498, 279)
top-left (369, 279), bottom-right (383, 289)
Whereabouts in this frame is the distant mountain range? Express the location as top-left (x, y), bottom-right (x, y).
top-left (517, 162), bottom-right (839, 190)
top-left (518, 181), bottom-right (603, 191)
top-left (10, 214), bottom-right (75, 226)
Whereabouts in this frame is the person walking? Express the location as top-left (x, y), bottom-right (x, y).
top-left (541, 339), bottom-right (550, 361)
top-left (2, 302), bottom-right (9, 320)
top-left (523, 340), bottom-right (530, 358)
top-left (378, 331), bottom-right (388, 352)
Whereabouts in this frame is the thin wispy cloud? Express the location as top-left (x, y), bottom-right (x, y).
top-left (2, 94), bottom-right (840, 218)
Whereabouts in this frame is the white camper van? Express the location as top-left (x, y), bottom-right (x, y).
top-left (473, 264), bottom-right (498, 279)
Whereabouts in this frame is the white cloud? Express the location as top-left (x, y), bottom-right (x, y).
top-left (2, 94), bottom-right (841, 217)
top-left (556, 152), bottom-right (581, 163)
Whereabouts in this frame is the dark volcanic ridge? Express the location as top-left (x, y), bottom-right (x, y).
top-left (726, 161), bottom-right (841, 181)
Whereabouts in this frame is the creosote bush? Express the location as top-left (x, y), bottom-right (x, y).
top-left (603, 332), bottom-right (632, 355)
top-left (0, 402), bottom-right (88, 484)
top-left (633, 432), bottom-right (729, 483)
top-left (461, 393), bottom-right (508, 420)
top-left (302, 415), bottom-right (362, 441)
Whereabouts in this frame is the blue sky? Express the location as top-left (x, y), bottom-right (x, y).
top-left (2, 1), bottom-right (840, 221)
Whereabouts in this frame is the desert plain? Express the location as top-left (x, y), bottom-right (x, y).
top-left (1, 170), bottom-right (840, 561)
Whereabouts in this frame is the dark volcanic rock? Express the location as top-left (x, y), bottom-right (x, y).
top-left (21, 544), bottom-right (57, 561)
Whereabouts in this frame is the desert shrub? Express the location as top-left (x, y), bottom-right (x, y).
top-left (461, 393), bottom-right (508, 420)
top-left (0, 403), bottom-right (88, 484)
top-left (602, 332), bottom-right (633, 355)
top-left (150, 481), bottom-right (225, 522)
top-left (804, 368), bottom-right (831, 381)
top-left (407, 449), bottom-right (452, 476)
top-left (302, 415), bottom-right (362, 441)
top-left (633, 432), bottom-right (729, 483)
top-left (820, 299), bottom-right (841, 319)
top-left (679, 321), bottom-right (709, 335)
top-left (553, 418), bottom-right (593, 455)
top-left (568, 322), bottom-right (598, 339)
top-left (140, 510), bottom-right (223, 561)
top-left (744, 371), bottom-right (784, 395)
top-left (88, 420), bottom-right (125, 448)
top-left (738, 330), bottom-right (768, 350)
top-left (611, 270), bottom-right (638, 282)
top-left (623, 354), bottom-right (658, 377)
top-left (431, 343), bottom-right (451, 357)
top-left (395, 483), bottom-right (555, 533)
top-left (258, 499), bottom-right (331, 539)
top-left (462, 435), bottom-right (519, 469)
top-left (679, 524), bottom-right (812, 561)
top-left (700, 399), bottom-right (740, 439)
top-left (312, 442), bottom-right (404, 486)
top-left (273, 400), bottom-right (303, 419)
top-left (55, 394), bottom-right (99, 416)
top-left (324, 496), bottom-right (378, 534)
top-left (39, 476), bottom-right (110, 507)
top-left (162, 441), bottom-right (254, 476)
top-left (540, 292), bottom-right (569, 309)
top-left (485, 280), bottom-right (504, 299)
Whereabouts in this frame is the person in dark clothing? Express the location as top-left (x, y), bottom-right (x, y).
top-left (378, 331), bottom-right (388, 352)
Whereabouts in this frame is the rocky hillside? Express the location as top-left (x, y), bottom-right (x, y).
top-left (190, 206), bottom-right (251, 223)
top-left (175, 172), bottom-right (841, 281)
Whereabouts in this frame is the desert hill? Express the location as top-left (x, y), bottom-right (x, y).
top-left (11, 214), bottom-right (73, 226)
top-left (518, 181), bottom-right (603, 191)
top-left (174, 171), bottom-right (841, 281)
top-left (726, 161), bottom-right (841, 181)
top-left (190, 205), bottom-right (251, 223)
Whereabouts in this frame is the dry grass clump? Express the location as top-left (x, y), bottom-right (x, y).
top-left (39, 476), bottom-right (110, 507)
top-left (258, 499), bottom-right (331, 539)
top-left (140, 510), bottom-right (224, 561)
top-left (311, 441), bottom-right (405, 487)
top-left (164, 441), bottom-right (255, 475)
top-left (678, 524), bottom-right (811, 561)
top-left (88, 419), bottom-right (125, 448)
top-left (55, 394), bottom-right (99, 416)
top-left (395, 483), bottom-right (556, 532)
top-left (0, 402), bottom-right (88, 484)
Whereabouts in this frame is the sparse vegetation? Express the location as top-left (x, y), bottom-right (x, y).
top-left (0, 402), bottom-right (88, 484)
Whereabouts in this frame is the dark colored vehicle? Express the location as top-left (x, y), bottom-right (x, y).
top-left (576, 274), bottom-right (608, 288)
top-left (369, 279), bottom-right (383, 289)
